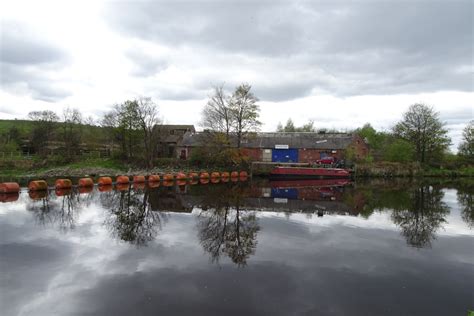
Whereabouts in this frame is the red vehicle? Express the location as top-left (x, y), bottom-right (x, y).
top-left (316, 156), bottom-right (336, 165)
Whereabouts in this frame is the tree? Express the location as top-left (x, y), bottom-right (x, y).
top-left (384, 139), bottom-right (415, 162)
top-left (61, 107), bottom-right (83, 160)
top-left (135, 97), bottom-right (160, 169)
top-left (201, 84), bottom-right (233, 140)
top-left (229, 83), bottom-right (261, 148)
top-left (276, 119), bottom-right (316, 132)
top-left (393, 103), bottom-right (450, 164)
top-left (458, 120), bottom-right (473, 162)
top-left (27, 110), bottom-right (59, 155)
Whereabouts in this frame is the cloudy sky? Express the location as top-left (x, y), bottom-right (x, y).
top-left (0, 0), bottom-right (472, 150)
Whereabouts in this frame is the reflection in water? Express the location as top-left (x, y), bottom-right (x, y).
top-left (27, 188), bottom-right (95, 232)
top-left (391, 185), bottom-right (450, 248)
top-left (196, 185), bottom-right (259, 265)
top-left (457, 181), bottom-right (473, 228)
top-left (21, 179), bottom-right (470, 254)
top-left (101, 187), bottom-right (168, 246)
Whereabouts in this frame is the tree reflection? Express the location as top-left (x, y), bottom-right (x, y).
top-left (102, 187), bottom-right (167, 246)
top-left (27, 188), bottom-right (92, 232)
top-left (197, 185), bottom-right (260, 266)
top-left (391, 185), bottom-right (450, 248)
top-left (457, 182), bottom-right (473, 228)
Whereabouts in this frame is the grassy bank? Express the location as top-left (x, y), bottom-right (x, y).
top-left (355, 162), bottom-right (474, 178)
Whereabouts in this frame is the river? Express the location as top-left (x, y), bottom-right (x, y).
top-left (1, 178), bottom-right (473, 315)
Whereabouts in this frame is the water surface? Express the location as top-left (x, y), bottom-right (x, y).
top-left (1, 179), bottom-right (473, 316)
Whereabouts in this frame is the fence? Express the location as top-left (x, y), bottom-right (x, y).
top-left (0, 151), bottom-right (110, 161)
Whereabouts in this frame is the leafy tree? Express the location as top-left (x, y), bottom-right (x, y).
top-left (229, 83), bottom-right (261, 148)
top-left (393, 103), bottom-right (450, 164)
top-left (458, 120), bottom-right (473, 162)
top-left (27, 110), bottom-right (59, 155)
top-left (201, 84), bottom-right (233, 140)
top-left (384, 139), bottom-right (415, 162)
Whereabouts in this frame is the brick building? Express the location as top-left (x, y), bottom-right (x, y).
top-left (178, 131), bottom-right (368, 162)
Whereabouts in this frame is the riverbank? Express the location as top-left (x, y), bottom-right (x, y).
top-left (355, 162), bottom-right (474, 178)
top-left (1, 158), bottom-right (472, 179)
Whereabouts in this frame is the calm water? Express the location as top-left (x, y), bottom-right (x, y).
top-left (1, 179), bottom-right (473, 316)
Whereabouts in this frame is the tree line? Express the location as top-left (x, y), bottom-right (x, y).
top-left (1, 86), bottom-right (472, 169)
top-left (276, 103), bottom-right (473, 166)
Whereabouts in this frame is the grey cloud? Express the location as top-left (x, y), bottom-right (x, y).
top-left (125, 50), bottom-right (169, 77)
top-left (0, 20), bottom-right (67, 65)
top-left (103, 0), bottom-right (472, 101)
top-left (0, 21), bottom-right (71, 102)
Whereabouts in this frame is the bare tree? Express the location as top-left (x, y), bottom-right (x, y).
top-left (229, 83), bottom-right (261, 148)
top-left (62, 107), bottom-right (83, 160)
top-left (136, 97), bottom-right (160, 168)
top-left (201, 84), bottom-right (233, 140)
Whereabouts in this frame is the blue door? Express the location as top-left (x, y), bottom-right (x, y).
top-left (271, 188), bottom-right (298, 199)
top-left (272, 149), bottom-right (298, 162)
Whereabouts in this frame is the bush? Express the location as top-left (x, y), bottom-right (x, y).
top-left (384, 139), bottom-right (415, 163)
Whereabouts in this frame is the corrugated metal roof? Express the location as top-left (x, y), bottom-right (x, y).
top-left (181, 132), bottom-right (356, 149)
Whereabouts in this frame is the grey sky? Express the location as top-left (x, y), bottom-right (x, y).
top-left (0, 0), bottom-right (472, 149)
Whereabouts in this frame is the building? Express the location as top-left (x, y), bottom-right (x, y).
top-left (154, 125), bottom-right (195, 158)
top-left (178, 131), bottom-right (369, 162)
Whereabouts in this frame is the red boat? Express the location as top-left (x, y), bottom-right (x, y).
top-left (270, 166), bottom-right (352, 179)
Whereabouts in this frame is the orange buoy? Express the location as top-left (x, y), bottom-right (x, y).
top-left (211, 172), bottom-right (220, 179)
top-left (78, 178), bottom-right (94, 187)
top-left (230, 176), bottom-right (239, 182)
top-left (79, 186), bottom-right (93, 194)
top-left (148, 181), bottom-right (160, 188)
top-left (29, 190), bottom-right (48, 200)
top-left (163, 174), bottom-right (174, 181)
top-left (98, 184), bottom-right (113, 192)
top-left (239, 171), bottom-right (248, 178)
top-left (116, 175), bottom-right (130, 184)
top-left (0, 182), bottom-right (20, 193)
top-left (133, 175), bottom-right (145, 183)
top-left (133, 182), bottom-right (146, 190)
top-left (189, 179), bottom-right (199, 185)
top-left (0, 193), bottom-right (19, 202)
top-left (55, 179), bottom-right (72, 189)
top-left (230, 171), bottom-right (239, 178)
top-left (176, 172), bottom-right (187, 180)
top-left (55, 188), bottom-right (72, 196)
top-left (163, 180), bottom-right (174, 187)
top-left (200, 178), bottom-right (210, 184)
top-left (188, 172), bottom-right (199, 179)
top-left (176, 179), bottom-right (187, 186)
top-left (211, 177), bottom-right (220, 184)
top-left (221, 172), bottom-right (230, 178)
top-left (148, 175), bottom-right (160, 182)
top-left (200, 172), bottom-right (210, 179)
top-left (28, 180), bottom-right (48, 191)
top-left (221, 177), bottom-right (229, 183)
top-left (98, 177), bottom-right (112, 186)
top-left (116, 183), bottom-right (130, 191)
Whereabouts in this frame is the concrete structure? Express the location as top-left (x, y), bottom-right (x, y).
top-left (179, 131), bottom-right (369, 163)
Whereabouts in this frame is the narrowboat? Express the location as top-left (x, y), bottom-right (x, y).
top-left (269, 166), bottom-right (352, 179)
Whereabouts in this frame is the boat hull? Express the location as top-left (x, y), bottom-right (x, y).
top-left (269, 167), bottom-right (351, 179)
